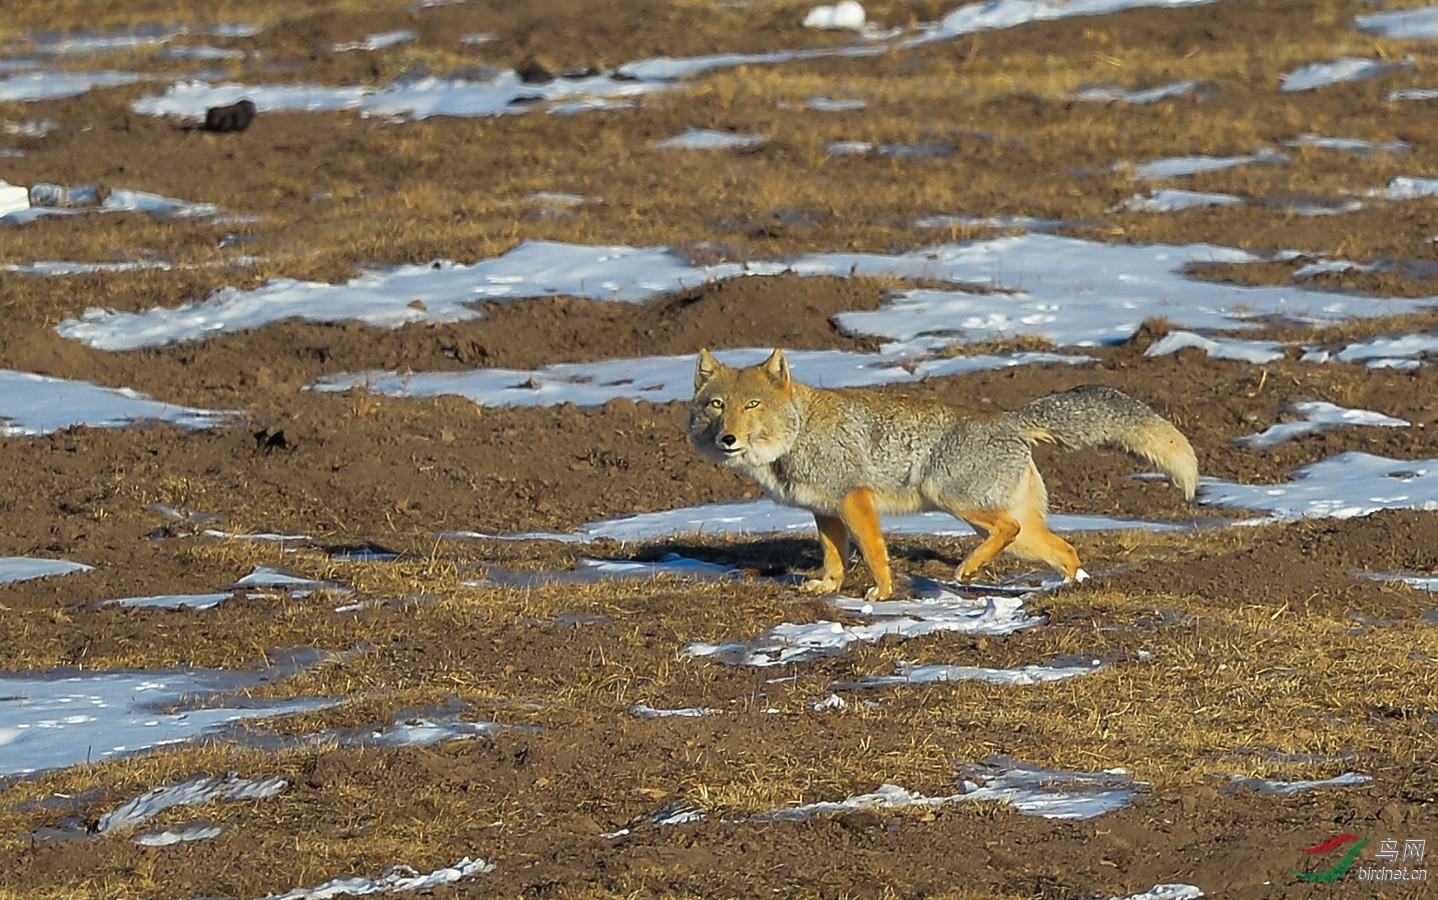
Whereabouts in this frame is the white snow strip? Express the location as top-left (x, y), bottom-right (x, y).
top-left (477, 554), bottom-right (744, 587)
top-left (1199, 452), bottom-right (1438, 519)
top-left (310, 348), bottom-right (1084, 409)
top-left (756, 760), bottom-right (1139, 822)
top-left (630, 703), bottom-right (720, 719)
top-left (1356, 7), bottom-right (1438, 40)
top-left (132, 72), bottom-right (669, 122)
top-left (1124, 149), bottom-right (1287, 180)
top-left (328, 30), bottom-right (417, 52)
top-left (5, 260), bottom-right (174, 276)
top-left (102, 592), bottom-right (236, 611)
top-left (472, 498), bottom-right (1190, 544)
top-left (0, 666), bottom-right (336, 776)
top-left (1073, 80), bottom-right (1201, 103)
top-left (1292, 258), bottom-right (1364, 280)
top-left (1, 185), bottom-right (222, 226)
top-left (1286, 133), bottom-right (1409, 155)
top-left (261, 857), bottom-right (494, 900)
top-left (1222, 771), bottom-right (1372, 794)
top-left (1357, 571), bottom-right (1438, 592)
top-left (58, 235), bottom-right (1438, 351)
top-left (0, 366), bottom-right (241, 434)
top-left (915, 0), bottom-right (1219, 44)
top-left (1373, 176), bottom-right (1438, 201)
top-left (0, 557), bottom-right (92, 585)
top-left (1113, 189), bottom-right (1244, 212)
top-left (803, 1), bottom-right (866, 31)
top-left (805, 95), bottom-right (866, 111)
top-left (1234, 400), bottom-right (1408, 450)
top-left (655, 129), bottom-right (766, 150)
top-left (1144, 330), bottom-right (1287, 364)
top-left (1389, 86), bottom-right (1438, 101)
top-left (1280, 57), bottom-right (1413, 92)
top-left (1328, 332), bottom-right (1438, 368)
top-left (0, 70), bottom-right (142, 102)
top-left (684, 581), bottom-right (1045, 667)
top-left (0, 180), bottom-right (28, 215)
top-left (223, 565), bottom-right (350, 597)
top-left (833, 659), bottom-right (1101, 689)
top-left (753, 782), bottom-right (964, 821)
top-left (133, 822), bottom-right (224, 845)
top-left (957, 759), bottom-right (1141, 819)
top-left (1111, 886), bottom-right (1204, 900)
top-left (98, 772), bottom-right (288, 833)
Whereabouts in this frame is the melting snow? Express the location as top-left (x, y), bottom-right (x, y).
top-left (0, 371), bottom-right (237, 437)
top-left (460, 497), bottom-right (1190, 544)
top-left (1356, 7), bottom-right (1438, 39)
top-left (1123, 149), bottom-right (1288, 180)
top-left (1113, 189), bottom-right (1244, 212)
top-left (1234, 401), bottom-right (1408, 450)
top-left (0, 659), bottom-right (337, 776)
top-left (1112, 887), bottom-right (1204, 900)
top-left (684, 580), bottom-right (1046, 667)
top-left (655, 129), bottom-right (766, 150)
top-left (310, 348), bottom-right (1084, 409)
top-left (56, 235), bottom-right (1438, 352)
top-left (831, 658), bottom-right (1102, 689)
top-left (1312, 332), bottom-right (1438, 369)
top-left (1200, 452), bottom-right (1438, 519)
top-left (1144, 330), bottom-right (1287, 364)
top-left (0, 70), bottom-right (142, 102)
top-left (261, 857), bottom-right (494, 900)
top-left (1280, 57), bottom-right (1413, 92)
top-left (1073, 80), bottom-right (1203, 103)
top-left (630, 703), bottom-right (720, 718)
top-left (97, 772), bottom-right (287, 833)
top-left (0, 556), bottom-right (92, 585)
top-left (1221, 771), bottom-right (1372, 794)
top-left (476, 554), bottom-right (746, 588)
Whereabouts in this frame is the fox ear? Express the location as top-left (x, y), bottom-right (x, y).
top-left (695, 348), bottom-right (722, 390)
top-left (761, 348), bottom-right (791, 387)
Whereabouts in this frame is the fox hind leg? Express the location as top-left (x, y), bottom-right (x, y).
top-left (801, 513), bottom-right (850, 595)
top-left (1007, 512), bottom-right (1086, 583)
top-left (837, 488), bottom-right (894, 600)
top-left (950, 507), bottom-right (1021, 582)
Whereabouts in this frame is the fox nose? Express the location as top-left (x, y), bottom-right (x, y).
top-left (719, 433), bottom-right (738, 447)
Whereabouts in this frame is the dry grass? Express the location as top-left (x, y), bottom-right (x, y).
top-left (3, 1), bottom-right (1438, 896)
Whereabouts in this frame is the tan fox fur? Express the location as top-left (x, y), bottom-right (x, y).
top-left (689, 348), bottom-right (1197, 599)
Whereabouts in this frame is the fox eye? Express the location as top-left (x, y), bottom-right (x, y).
top-left (744, 399), bottom-right (761, 410)
top-left (708, 398), bottom-right (724, 410)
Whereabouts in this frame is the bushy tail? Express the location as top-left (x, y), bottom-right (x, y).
top-left (1011, 384), bottom-right (1198, 500)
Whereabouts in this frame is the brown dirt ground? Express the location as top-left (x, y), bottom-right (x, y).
top-left (2, 0), bottom-right (1438, 898)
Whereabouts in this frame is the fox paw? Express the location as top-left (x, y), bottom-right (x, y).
top-left (863, 585), bottom-right (893, 601)
top-left (801, 576), bottom-right (842, 594)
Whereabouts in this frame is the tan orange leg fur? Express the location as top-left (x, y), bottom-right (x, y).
top-left (951, 508), bottom-right (1021, 581)
top-left (837, 488), bottom-right (894, 600)
top-left (801, 513), bottom-right (850, 594)
top-left (1007, 512), bottom-right (1085, 582)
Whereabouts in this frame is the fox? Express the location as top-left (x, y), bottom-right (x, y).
top-left (689, 348), bottom-right (1198, 599)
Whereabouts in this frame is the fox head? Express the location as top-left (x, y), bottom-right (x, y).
top-left (689, 348), bottom-right (803, 468)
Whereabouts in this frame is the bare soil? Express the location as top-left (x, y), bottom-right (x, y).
top-left (1, 1), bottom-right (1437, 898)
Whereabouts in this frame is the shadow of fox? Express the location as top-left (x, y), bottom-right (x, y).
top-left (689, 348), bottom-right (1197, 599)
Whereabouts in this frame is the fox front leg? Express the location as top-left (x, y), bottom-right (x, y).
top-left (801, 514), bottom-right (850, 594)
top-left (836, 488), bottom-right (894, 600)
